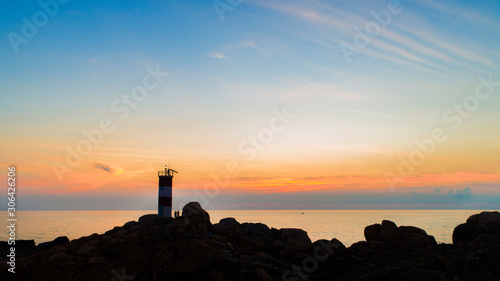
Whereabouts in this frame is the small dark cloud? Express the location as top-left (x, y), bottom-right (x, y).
top-left (92, 163), bottom-right (114, 174)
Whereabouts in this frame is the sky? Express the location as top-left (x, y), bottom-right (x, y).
top-left (0, 0), bottom-right (499, 210)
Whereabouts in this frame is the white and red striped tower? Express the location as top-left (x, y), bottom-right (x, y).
top-left (158, 165), bottom-right (177, 217)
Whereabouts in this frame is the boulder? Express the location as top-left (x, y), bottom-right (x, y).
top-left (123, 220), bottom-right (139, 228)
top-left (213, 217), bottom-right (243, 240)
top-left (453, 211), bottom-right (500, 244)
top-left (396, 226), bottom-right (436, 248)
top-left (164, 239), bottom-right (225, 274)
top-left (349, 240), bottom-right (386, 255)
top-left (16, 239), bottom-right (36, 251)
top-left (379, 220), bottom-right (398, 242)
top-left (48, 251), bottom-right (73, 262)
top-left (241, 223), bottom-right (274, 243)
top-left (37, 236), bottom-right (70, 251)
top-left (312, 238), bottom-right (345, 255)
top-left (364, 223), bottom-right (380, 241)
top-left (364, 220), bottom-right (436, 248)
top-left (182, 201), bottom-right (213, 236)
top-left (138, 214), bottom-right (157, 224)
top-left (277, 228), bottom-right (311, 245)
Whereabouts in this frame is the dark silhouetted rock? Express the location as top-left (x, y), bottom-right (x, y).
top-left (277, 228), bottom-right (311, 245)
top-left (16, 240), bottom-right (36, 251)
top-left (3, 208), bottom-right (500, 281)
top-left (37, 236), bottom-right (69, 251)
top-left (138, 214), bottom-right (158, 224)
top-left (213, 217), bottom-right (243, 240)
top-left (453, 211), bottom-right (500, 244)
top-left (364, 220), bottom-right (436, 249)
top-left (313, 238), bottom-right (345, 254)
top-left (182, 201), bottom-right (213, 236)
top-left (364, 223), bottom-right (380, 241)
top-left (379, 220), bottom-right (398, 242)
top-left (241, 223), bottom-right (274, 243)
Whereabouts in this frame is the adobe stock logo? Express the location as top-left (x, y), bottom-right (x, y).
top-left (52, 65), bottom-right (169, 182)
top-left (7, 0), bottom-right (70, 54)
top-left (339, 0), bottom-right (403, 63)
top-left (178, 106), bottom-right (296, 210)
top-left (385, 74), bottom-right (500, 190)
top-left (212, 0), bottom-right (242, 21)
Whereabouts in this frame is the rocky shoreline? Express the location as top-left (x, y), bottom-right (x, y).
top-left (1, 203), bottom-right (499, 280)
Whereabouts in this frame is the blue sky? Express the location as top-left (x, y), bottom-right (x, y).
top-left (0, 0), bottom-right (499, 210)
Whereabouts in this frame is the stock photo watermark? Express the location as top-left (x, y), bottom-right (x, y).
top-left (385, 74), bottom-right (500, 190)
top-left (339, 0), bottom-right (403, 63)
top-left (110, 267), bottom-right (135, 281)
top-left (52, 65), bottom-right (169, 182)
top-left (6, 166), bottom-right (17, 274)
top-left (179, 106), bottom-right (296, 210)
top-left (7, 0), bottom-right (69, 54)
top-left (213, 0), bottom-right (242, 21)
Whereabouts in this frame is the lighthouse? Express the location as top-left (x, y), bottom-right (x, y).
top-left (158, 165), bottom-right (177, 217)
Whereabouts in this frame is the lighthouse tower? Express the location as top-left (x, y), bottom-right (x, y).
top-left (158, 165), bottom-right (177, 218)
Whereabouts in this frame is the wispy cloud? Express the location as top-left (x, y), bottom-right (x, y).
top-left (209, 40), bottom-right (260, 60)
top-left (209, 53), bottom-right (225, 59)
top-left (92, 162), bottom-right (114, 174)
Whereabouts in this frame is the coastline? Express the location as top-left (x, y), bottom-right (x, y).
top-left (1, 203), bottom-right (499, 280)
top-left (1, 209), bottom-right (487, 246)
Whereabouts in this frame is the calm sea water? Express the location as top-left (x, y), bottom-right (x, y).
top-left (0, 210), bottom-right (490, 246)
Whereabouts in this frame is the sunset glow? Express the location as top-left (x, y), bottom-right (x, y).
top-left (1, 0), bottom-right (499, 210)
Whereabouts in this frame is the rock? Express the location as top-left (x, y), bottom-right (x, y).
top-left (364, 223), bottom-right (380, 241)
top-left (379, 220), bottom-right (398, 242)
top-left (164, 239), bottom-right (225, 274)
top-left (173, 217), bottom-right (188, 238)
top-left (277, 228), bottom-right (311, 245)
top-left (279, 243), bottom-right (314, 259)
top-left (241, 223), bottom-right (274, 243)
top-left (466, 211), bottom-right (500, 225)
top-left (123, 220), bottom-right (138, 228)
top-left (138, 214), bottom-right (158, 224)
top-left (9, 208), bottom-right (500, 281)
top-left (38, 236), bottom-right (70, 251)
top-left (349, 240), bottom-right (386, 255)
top-left (213, 217), bottom-right (243, 240)
top-left (396, 226), bottom-right (436, 248)
top-left (396, 226), bottom-right (427, 239)
top-left (182, 201), bottom-right (213, 236)
top-left (453, 211), bottom-right (500, 244)
top-left (53, 236), bottom-right (70, 245)
top-left (87, 256), bottom-right (105, 264)
top-left (49, 251), bottom-right (73, 262)
top-left (312, 238), bottom-right (345, 256)
top-left (77, 243), bottom-right (96, 257)
top-left (16, 239), bottom-right (36, 251)
top-left (364, 221), bottom-right (436, 250)
top-left (255, 266), bottom-right (274, 281)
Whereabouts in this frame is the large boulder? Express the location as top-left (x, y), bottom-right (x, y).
top-left (138, 214), bottom-right (158, 224)
top-left (453, 211), bottom-right (500, 244)
top-left (213, 217), bottom-right (243, 240)
top-left (364, 223), bottom-right (380, 241)
top-left (37, 236), bottom-right (70, 251)
top-left (379, 220), bottom-right (398, 242)
top-left (240, 223), bottom-right (275, 243)
top-left (364, 220), bottom-right (436, 249)
top-left (277, 228), bottom-right (312, 245)
top-left (182, 201), bottom-right (213, 236)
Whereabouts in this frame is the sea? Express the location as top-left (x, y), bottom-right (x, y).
top-left (0, 210), bottom-right (491, 247)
